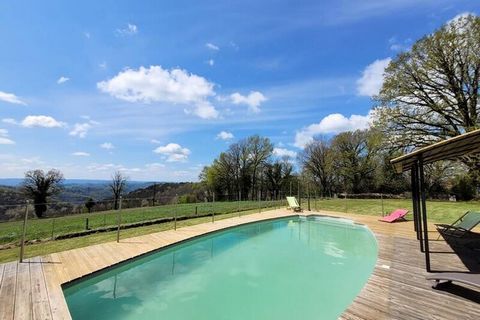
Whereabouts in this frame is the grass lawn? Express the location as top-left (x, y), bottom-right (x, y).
top-left (0, 198), bottom-right (478, 263)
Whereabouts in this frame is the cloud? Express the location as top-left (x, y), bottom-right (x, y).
top-left (100, 142), bottom-right (115, 150)
top-left (273, 147), bottom-right (297, 158)
top-left (356, 58), bottom-right (391, 97)
top-left (99, 62), bottom-right (107, 69)
top-left (2, 118), bottom-right (17, 125)
top-left (205, 42), bottom-right (219, 51)
top-left (151, 139), bottom-right (161, 144)
top-left (21, 115), bottom-right (66, 128)
top-left (72, 152), bottom-right (90, 157)
top-left (207, 59), bottom-right (215, 66)
top-left (97, 65), bottom-right (219, 119)
top-left (116, 23), bottom-right (138, 36)
top-left (153, 143), bottom-right (190, 162)
top-left (69, 122), bottom-right (92, 138)
top-left (216, 131), bottom-right (234, 140)
top-left (0, 91), bottom-right (26, 105)
top-left (230, 91), bottom-right (267, 113)
top-left (0, 129), bottom-right (14, 145)
top-left (294, 111), bottom-right (372, 148)
top-left (57, 76), bottom-right (70, 84)
top-left (388, 37), bottom-right (411, 52)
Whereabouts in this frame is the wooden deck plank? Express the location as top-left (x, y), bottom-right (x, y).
top-left (0, 262), bottom-right (18, 320)
top-left (29, 256), bottom-right (53, 320)
top-left (0, 209), bottom-right (478, 320)
top-left (14, 260), bottom-right (32, 320)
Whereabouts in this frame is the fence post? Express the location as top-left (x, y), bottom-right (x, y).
top-left (174, 194), bottom-right (178, 230)
top-left (258, 190), bottom-right (261, 213)
top-left (51, 218), bottom-right (56, 240)
top-left (381, 193), bottom-right (385, 216)
top-left (345, 193), bottom-right (348, 213)
top-left (116, 196), bottom-right (122, 243)
top-left (238, 191), bottom-right (241, 217)
top-left (19, 201), bottom-right (30, 263)
top-left (307, 183), bottom-right (311, 211)
top-left (211, 192), bottom-right (215, 223)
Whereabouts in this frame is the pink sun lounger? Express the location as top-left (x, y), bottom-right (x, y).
top-left (379, 209), bottom-right (409, 223)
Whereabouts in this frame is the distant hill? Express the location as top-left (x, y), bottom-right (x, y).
top-left (125, 182), bottom-right (205, 205)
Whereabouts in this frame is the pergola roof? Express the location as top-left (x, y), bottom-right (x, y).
top-left (390, 129), bottom-right (480, 173)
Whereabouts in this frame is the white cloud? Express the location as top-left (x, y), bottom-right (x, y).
top-left (273, 147), bottom-right (297, 158)
top-left (100, 142), bottom-right (115, 150)
top-left (216, 131), bottom-right (234, 140)
top-left (69, 122), bottom-right (92, 138)
top-left (97, 65), bottom-right (219, 119)
top-left (72, 152), bottom-right (90, 157)
top-left (294, 112), bottom-right (372, 148)
top-left (99, 62), bottom-right (107, 69)
top-left (116, 23), bottom-right (138, 36)
top-left (0, 91), bottom-right (26, 105)
top-left (388, 37), bottom-right (411, 52)
top-left (207, 59), bottom-right (215, 66)
top-left (0, 129), bottom-right (14, 145)
top-left (57, 76), bottom-right (70, 84)
top-left (151, 139), bottom-right (161, 144)
top-left (205, 42), bottom-right (219, 51)
top-left (230, 91), bottom-right (267, 113)
top-left (2, 118), bottom-right (17, 125)
top-left (21, 115), bottom-right (66, 128)
top-left (356, 58), bottom-right (391, 97)
top-left (153, 143), bottom-right (191, 162)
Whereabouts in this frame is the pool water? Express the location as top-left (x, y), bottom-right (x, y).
top-left (63, 216), bottom-right (378, 320)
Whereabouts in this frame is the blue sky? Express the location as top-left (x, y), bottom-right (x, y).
top-left (0, 0), bottom-right (478, 181)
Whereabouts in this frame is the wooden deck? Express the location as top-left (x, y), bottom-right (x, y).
top-left (0, 209), bottom-right (478, 319)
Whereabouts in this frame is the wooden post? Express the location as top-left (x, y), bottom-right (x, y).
top-left (116, 196), bottom-right (122, 243)
top-left (174, 194), bottom-right (178, 230)
top-left (19, 201), bottom-right (29, 262)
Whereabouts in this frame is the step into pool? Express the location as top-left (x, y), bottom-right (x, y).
top-left (63, 216), bottom-right (378, 320)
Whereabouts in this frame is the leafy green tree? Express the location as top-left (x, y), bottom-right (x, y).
top-left (22, 169), bottom-right (64, 218)
top-left (375, 14), bottom-right (480, 149)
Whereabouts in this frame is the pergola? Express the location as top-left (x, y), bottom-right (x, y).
top-left (390, 129), bottom-right (480, 272)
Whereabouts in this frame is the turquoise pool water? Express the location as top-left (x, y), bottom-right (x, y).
top-left (63, 216), bottom-right (377, 320)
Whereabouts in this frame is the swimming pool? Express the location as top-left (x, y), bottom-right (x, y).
top-left (63, 216), bottom-right (378, 319)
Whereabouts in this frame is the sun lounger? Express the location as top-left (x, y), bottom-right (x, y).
top-left (435, 211), bottom-right (480, 238)
top-left (426, 272), bottom-right (480, 289)
top-left (286, 197), bottom-right (302, 212)
top-left (379, 209), bottom-right (409, 223)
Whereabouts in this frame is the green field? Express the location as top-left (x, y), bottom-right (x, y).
top-left (0, 200), bottom-right (283, 246)
top-left (0, 198), bottom-right (478, 263)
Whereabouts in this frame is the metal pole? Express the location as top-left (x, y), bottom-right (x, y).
top-left (19, 201), bottom-right (29, 262)
top-left (174, 194), bottom-right (178, 230)
top-left (116, 196), bottom-right (122, 243)
top-left (413, 164), bottom-right (423, 250)
top-left (418, 158), bottom-right (431, 272)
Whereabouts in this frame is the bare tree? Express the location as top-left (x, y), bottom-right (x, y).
top-left (110, 171), bottom-right (127, 210)
top-left (22, 169), bottom-right (64, 218)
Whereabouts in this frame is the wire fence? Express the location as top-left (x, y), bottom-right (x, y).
top-left (0, 189), bottom-right (412, 262)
